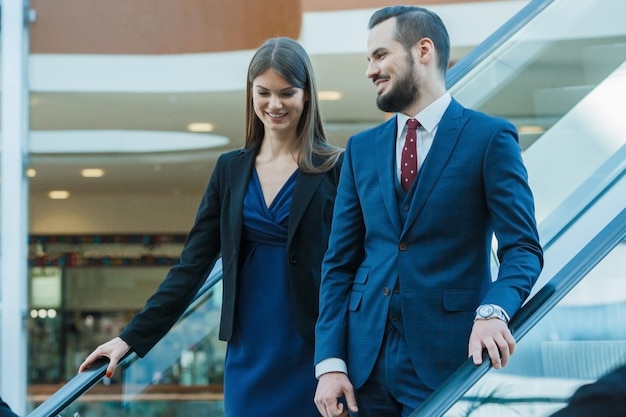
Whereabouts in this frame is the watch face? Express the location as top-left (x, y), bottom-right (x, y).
top-left (478, 304), bottom-right (495, 317)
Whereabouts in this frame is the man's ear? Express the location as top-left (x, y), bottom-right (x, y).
top-left (414, 37), bottom-right (435, 62)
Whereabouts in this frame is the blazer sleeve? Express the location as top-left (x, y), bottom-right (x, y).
top-left (119, 155), bottom-right (226, 357)
top-left (481, 119), bottom-right (543, 315)
top-left (315, 139), bottom-right (365, 364)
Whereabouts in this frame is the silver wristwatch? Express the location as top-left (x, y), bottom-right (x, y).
top-left (474, 304), bottom-right (509, 323)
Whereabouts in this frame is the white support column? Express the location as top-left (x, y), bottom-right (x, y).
top-left (1, 0), bottom-right (30, 414)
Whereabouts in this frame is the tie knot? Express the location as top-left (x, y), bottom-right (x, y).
top-left (407, 118), bottom-right (420, 130)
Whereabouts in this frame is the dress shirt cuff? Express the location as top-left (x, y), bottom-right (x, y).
top-left (315, 358), bottom-right (348, 379)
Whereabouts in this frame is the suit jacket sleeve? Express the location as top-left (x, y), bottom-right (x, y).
top-left (480, 118), bottom-right (543, 314)
top-left (315, 139), bottom-right (365, 364)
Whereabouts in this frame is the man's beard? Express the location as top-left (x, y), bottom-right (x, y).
top-left (376, 57), bottom-right (418, 113)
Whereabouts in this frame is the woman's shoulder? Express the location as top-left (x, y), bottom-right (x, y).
top-left (218, 147), bottom-right (249, 161)
top-left (215, 147), bottom-right (256, 168)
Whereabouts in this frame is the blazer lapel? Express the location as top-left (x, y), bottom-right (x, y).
top-left (287, 170), bottom-right (324, 245)
top-left (228, 146), bottom-right (257, 247)
top-left (403, 100), bottom-right (468, 235)
top-left (375, 116), bottom-right (403, 235)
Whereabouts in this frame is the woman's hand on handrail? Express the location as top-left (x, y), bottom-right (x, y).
top-left (78, 336), bottom-right (130, 379)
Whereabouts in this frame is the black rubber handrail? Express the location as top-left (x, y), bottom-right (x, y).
top-left (26, 262), bottom-right (224, 417)
top-left (410, 208), bottom-right (626, 416)
top-left (445, 0), bottom-right (555, 88)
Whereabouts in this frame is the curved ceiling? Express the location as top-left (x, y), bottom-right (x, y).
top-left (22, 1), bottom-right (528, 198)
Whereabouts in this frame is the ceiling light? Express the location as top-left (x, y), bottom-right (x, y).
top-left (48, 190), bottom-right (70, 200)
top-left (518, 125), bottom-right (545, 135)
top-left (318, 91), bottom-right (343, 101)
top-left (26, 168), bottom-right (37, 178)
top-left (187, 123), bottom-right (215, 132)
top-left (81, 168), bottom-right (105, 178)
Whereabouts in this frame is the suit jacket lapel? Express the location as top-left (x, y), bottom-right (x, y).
top-left (228, 146), bottom-right (257, 249)
top-left (403, 100), bottom-right (467, 235)
top-left (287, 170), bottom-right (324, 245)
top-left (375, 116), bottom-right (403, 235)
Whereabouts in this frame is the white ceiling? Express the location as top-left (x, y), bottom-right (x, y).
top-left (19, 2), bottom-right (527, 198)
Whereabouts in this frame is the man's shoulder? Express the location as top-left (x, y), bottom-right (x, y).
top-left (350, 117), bottom-right (396, 142)
top-left (459, 104), bottom-right (515, 130)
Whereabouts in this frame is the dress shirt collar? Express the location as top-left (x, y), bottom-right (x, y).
top-left (396, 91), bottom-right (452, 134)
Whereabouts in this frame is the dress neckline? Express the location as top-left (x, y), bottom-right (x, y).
top-left (253, 168), bottom-right (299, 210)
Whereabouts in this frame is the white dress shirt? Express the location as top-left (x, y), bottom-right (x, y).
top-left (394, 92), bottom-right (451, 183)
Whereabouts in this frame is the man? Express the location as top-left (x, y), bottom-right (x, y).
top-left (550, 365), bottom-right (626, 417)
top-left (314, 5), bottom-right (543, 417)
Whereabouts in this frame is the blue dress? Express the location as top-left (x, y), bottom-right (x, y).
top-left (224, 169), bottom-right (319, 417)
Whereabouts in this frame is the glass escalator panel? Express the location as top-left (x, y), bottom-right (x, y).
top-left (444, 235), bottom-right (626, 416)
top-left (420, 0), bottom-right (626, 414)
top-left (449, 0), bottom-right (626, 231)
top-left (28, 261), bottom-right (226, 417)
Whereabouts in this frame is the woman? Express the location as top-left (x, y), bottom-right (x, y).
top-left (79, 37), bottom-right (343, 416)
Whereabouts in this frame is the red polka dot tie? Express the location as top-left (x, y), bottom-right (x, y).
top-left (401, 118), bottom-right (420, 192)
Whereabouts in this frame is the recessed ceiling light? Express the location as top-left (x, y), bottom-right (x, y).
top-left (518, 125), bottom-right (545, 135)
top-left (319, 91), bottom-right (343, 101)
top-left (26, 168), bottom-right (37, 178)
top-left (48, 190), bottom-right (70, 200)
top-left (81, 168), bottom-right (105, 178)
top-left (187, 122), bottom-right (215, 132)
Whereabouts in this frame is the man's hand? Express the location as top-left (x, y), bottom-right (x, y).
top-left (78, 337), bottom-right (130, 379)
top-left (468, 319), bottom-right (516, 369)
top-left (314, 372), bottom-right (358, 417)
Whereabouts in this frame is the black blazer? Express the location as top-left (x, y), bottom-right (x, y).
top-left (121, 146), bottom-right (342, 356)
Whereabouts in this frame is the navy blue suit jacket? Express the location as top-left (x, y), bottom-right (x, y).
top-left (121, 146), bottom-right (342, 356)
top-left (315, 99), bottom-right (543, 390)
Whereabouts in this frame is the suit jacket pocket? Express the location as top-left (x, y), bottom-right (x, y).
top-left (353, 267), bottom-right (369, 285)
top-left (349, 291), bottom-right (363, 311)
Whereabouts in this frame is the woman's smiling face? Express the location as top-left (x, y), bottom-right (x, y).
top-left (252, 69), bottom-right (307, 138)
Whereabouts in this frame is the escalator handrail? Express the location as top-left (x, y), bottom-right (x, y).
top-left (445, 0), bottom-right (555, 88)
top-left (538, 146), bottom-right (626, 250)
top-left (410, 208), bottom-right (626, 416)
top-left (26, 261), bottom-right (224, 417)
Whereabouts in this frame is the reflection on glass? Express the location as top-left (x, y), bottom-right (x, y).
top-left (450, 0), bottom-right (626, 224)
top-left (445, 241), bottom-right (626, 417)
top-left (43, 272), bottom-right (226, 417)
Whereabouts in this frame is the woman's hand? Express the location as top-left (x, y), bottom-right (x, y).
top-left (78, 337), bottom-right (130, 379)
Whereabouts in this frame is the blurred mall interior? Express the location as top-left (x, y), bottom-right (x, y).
top-left (1, 0), bottom-right (625, 416)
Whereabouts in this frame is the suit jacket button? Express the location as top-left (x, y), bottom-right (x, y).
top-left (289, 254), bottom-right (298, 264)
top-left (402, 204), bottom-right (410, 211)
top-left (398, 242), bottom-right (408, 251)
top-left (383, 287), bottom-right (391, 296)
